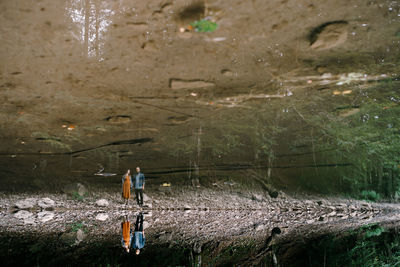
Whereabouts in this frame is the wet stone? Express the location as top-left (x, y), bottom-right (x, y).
top-left (38, 197), bottom-right (55, 209)
top-left (15, 198), bottom-right (36, 209)
top-left (14, 210), bottom-right (34, 220)
top-left (169, 79), bottom-right (215, 89)
top-left (221, 69), bottom-right (234, 77)
top-left (96, 213), bottom-right (108, 221)
top-left (76, 229), bottom-right (86, 244)
top-left (310, 21), bottom-right (348, 50)
top-left (95, 199), bottom-right (109, 207)
top-left (37, 211), bottom-right (55, 222)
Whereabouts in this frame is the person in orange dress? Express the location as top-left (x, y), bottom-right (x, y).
top-left (121, 215), bottom-right (133, 253)
top-left (121, 169), bottom-right (133, 205)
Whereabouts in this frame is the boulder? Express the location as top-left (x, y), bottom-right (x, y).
top-left (38, 211), bottom-right (55, 222)
top-left (95, 199), bottom-right (109, 207)
top-left (96, 213), bottom-right (108, 221)
top-left (76, 229), bottom-right (86, 244)
top-left (310, 22), bottom-right (348, 50)
top-left (15, 198), bottom-right (36, 209)
top-left (62, 183), bottom-right (88, 196)
top-left (38, 198), bottom-right (55, 209)
top-left (14, 210), bottom-right (34, 220)
top-left (143, 221), bottom-right (150, 230)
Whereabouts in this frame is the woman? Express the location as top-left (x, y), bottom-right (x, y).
top-left (121, 169), bottom-right (132, 205)
top-left (121, 215), bottom-right (133, 253)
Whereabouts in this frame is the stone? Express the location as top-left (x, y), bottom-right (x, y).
top-left (96, 213), bottom-right (108, 221)
top-left (38, 211), bottom-right (55, 222)
top-left (169, 79), bottom-right (215, 89)
top-left (106, 115), bottom-right (131, 123)
top-left (339, 108), bottom-right (360, 117)
top-left (38, 197), bottom-right (55, 209)
top-left (143, 221), bottom-right (150, 229)
top-left (76, 229), bottom-right (86, 244)
top-left (221, 69), bottom-right (234, 77)
top-left (24, 217), bottom-right (36, 225)
top-left (95, 199), bottom-right (109, 207)
top-left (15, 198), bottom-right (36, 209)
top-left (310, 22), bottom-right (348, 50)
top-left (14, 210), bottom-right (34, 220)
top-left (62, 183), bottom-right (88, 197)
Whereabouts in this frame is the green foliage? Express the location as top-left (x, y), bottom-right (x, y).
top-left (72, 191), bottom-right (88, 201)
top-left (70, 221), bottom-right (86, 232)
top-left (364, 225), bottom-right (384, 238)
top-left (360, 190), bottom-right (381, 202)
top-left (190, 19), bottom-right (218, 32)
top-left (72, 191), bottom-right (84, 201)
top-left (308, 225), bottom-right (400, 266)
top-left (298, 81), bottom-right (400, 198)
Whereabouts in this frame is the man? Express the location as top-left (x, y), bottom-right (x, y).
top-left (133, 212), bottom-right (145, 255)
top-left (121, 215), bottom-right (133, 253)
top-left (134, 167), bottom-right (145, 206)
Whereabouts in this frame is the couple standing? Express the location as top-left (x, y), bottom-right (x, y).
top-left (122, 167), bottom-right (145, 206)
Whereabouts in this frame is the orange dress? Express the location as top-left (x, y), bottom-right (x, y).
top-left (122, 221), bottom-right (131, 248)
top-left (122, 175), bottom-right (131, 199)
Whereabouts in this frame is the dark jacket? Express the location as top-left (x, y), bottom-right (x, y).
top-left (134, 172), bottom-right (145, 189)
top-left (133, 231), bottom-right (145, 249)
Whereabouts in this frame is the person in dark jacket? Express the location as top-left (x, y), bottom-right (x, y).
top-left (134, 167), bottom-right (145, 206)
top-left (133, 212), bottom-right (145, 255)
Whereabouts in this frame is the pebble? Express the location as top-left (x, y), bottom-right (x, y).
top-left (96, 213), bottom-right (108, 221)
top-left (38, 211), bottom-right (55, 222)
top-left (38, 198), bottom-right (55, 209)
top-left (76, 229), bottom-right (86, 244)
top-left (96, 199), bottom-right (109, 207)
top-left (14, 210), bottom-right (34, 220)
top-left (15, 198), bottom-right (36, 209)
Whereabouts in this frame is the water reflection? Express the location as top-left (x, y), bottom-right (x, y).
top-left (132, 212), bottom-right (145, 255)
top-left (2, 193), bottom-right (400, 266)
top-left (121, 214), bottom-right (132, 253)
top-left (65, 0), bottom-right (115, 58)
top-left (120, 212), bottom-right (146, 254)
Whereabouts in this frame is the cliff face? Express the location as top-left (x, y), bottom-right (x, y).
top-left (0, 0), bottom-right (399, 193)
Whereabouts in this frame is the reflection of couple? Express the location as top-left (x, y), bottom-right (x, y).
top-left (122, 167), bottom-right (145, 206)
top-left (121, 213), bottom-right (145, 254)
